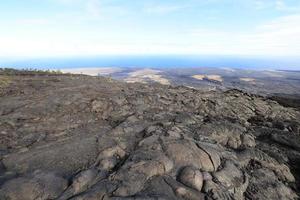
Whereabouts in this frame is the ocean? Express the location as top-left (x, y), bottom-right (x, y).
top-left (0, 55), bottom-right (299, 70)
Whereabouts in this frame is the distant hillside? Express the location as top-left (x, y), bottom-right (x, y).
top-left (62, 67), bottom-right (300, 96)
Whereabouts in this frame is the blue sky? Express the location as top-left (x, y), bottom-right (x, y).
top-left (0, 0), bottom-right (300, 58)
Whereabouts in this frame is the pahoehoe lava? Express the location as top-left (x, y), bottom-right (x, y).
top-left (0, 71), bottom-right (300, 200)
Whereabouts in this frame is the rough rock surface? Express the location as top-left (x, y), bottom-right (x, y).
top-left (0, 72), bottom-right (300, 199)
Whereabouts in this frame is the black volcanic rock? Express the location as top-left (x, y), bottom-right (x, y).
top-left (0, 72), bottom-right (300, 199)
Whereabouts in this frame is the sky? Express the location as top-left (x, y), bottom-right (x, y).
top-left (0, 0), bottom-right (300, 58)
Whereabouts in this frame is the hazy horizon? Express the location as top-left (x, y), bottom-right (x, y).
top-left (1, 55), bottom-right (300, 71)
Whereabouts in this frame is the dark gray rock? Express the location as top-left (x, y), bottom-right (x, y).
top-left (0, 171), bottom-right (68, 200)
top-left (0, 72), bottom-right (299, 200)
top-left (2, 135), bottom-right (99, 176)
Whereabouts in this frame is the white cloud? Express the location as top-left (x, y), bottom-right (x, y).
top-left (245, 14), bottom-right (300, 51)
top-left (276, 0), bottom-right (286, 10)
top-left (144, 4), bottom-right (187, 14)
top-left (253, 0), bottom-right (269, 10)
top-left (54, 0), bottom-right (103, 18)
top-left (63, 0), bottom-right (128, 19)
top-left (86, 0), bottom-right (101, 18)
top-left (54, 0), bottom-right (81, 4)
top-left (275, 0), bottom-right (300, 11)
top-left (189, 14), bottom-right (300, 56)
top-left (251, 0), bottom-right (300, 12)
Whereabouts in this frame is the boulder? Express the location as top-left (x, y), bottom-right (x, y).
top-left (177, 166), bottom-right (203, 192)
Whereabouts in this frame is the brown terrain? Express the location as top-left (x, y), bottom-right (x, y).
top-left (0, 69), bottom-right (300, 200)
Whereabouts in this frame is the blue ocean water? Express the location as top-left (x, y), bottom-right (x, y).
top-left (0, 55), bottom-right (299, 70)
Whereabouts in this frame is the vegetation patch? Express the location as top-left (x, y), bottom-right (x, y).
top-left (0, 75), bottom-right (12, 89)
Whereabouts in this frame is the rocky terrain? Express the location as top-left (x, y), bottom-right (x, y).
top-left (0, 70), bottom-right (300, 200)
